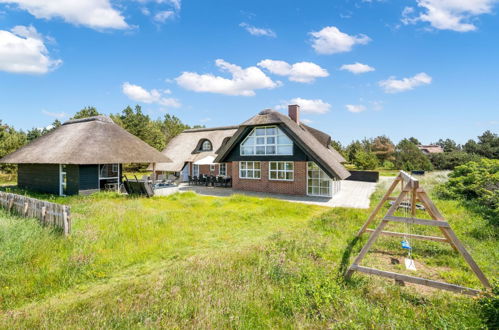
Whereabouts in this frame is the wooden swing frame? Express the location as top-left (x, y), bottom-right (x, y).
top-left (346, 171), bottom-right (491, 296)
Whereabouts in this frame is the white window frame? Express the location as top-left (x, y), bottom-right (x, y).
top-left (307, 162), bottom-right (332, 197)
top-left (98, 164), bottom-right (120, 191)
top-left (201, 140), bottom-right (212, 151)
top-left (269, 161), bottom-right (294, 181)
top-left (239, 161), bottom-right (261, 179)
top-left (240, 126), bottom-right (293, 156)
top-left (219, 163), bottom-right (227, 176)
top-left (210, 164), bottom-right (216, 172)
top-left (59, 164), bottom-right (67, 196)
top-left (193, 164), bottom-right (200, 177)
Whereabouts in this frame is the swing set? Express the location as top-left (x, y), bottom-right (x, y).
top-left (346, 171), bottom-right (491, 295)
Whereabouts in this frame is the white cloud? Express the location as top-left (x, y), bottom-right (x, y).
top-left (402, 0), bottom-right (498, 32)
top-left (379, 72), bottom-right (432, 93)
top-left (0, 25), bottom-right (62, 74)
top-left (176, 59), bottom-right (280, 96)
top-left (340, 62), bottom-right (375, 74)
top-left (309, 26), bottom-right (371, 54)
top-left (257, 59), bottom-right (329, 83)
top-left (277, 98), bottom-right (331, 114)
top-left (345, 104), bottom-right (367, 113)
top-left (239, 23), bottom-right (276, 37)
top-left (154, 10), bottom-right (175, 23)
top-left (42, 110), bottom-right (68, 118)
top-left (122, 82), bottom-right (181, 107)
top-left (300, 118), bottom-right (313, 124)
top-left (0, 0), bottom-right (129, 30)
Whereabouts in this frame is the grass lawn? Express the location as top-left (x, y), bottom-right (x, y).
top-left (0, 173), bottom-right (497, 328)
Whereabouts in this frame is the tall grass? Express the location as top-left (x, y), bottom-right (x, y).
top-left (0, 173), bottom-right (497, 328)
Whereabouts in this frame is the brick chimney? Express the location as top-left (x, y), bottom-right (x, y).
top-left (288, 104), bottom-right (300, 124)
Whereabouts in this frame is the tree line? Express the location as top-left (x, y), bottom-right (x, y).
top-left (331, 131), bottom-right (499, 171)
top-left (0, 105), bottom-right (203, 172)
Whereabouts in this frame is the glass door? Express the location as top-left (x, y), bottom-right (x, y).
top-left (59, 164), bottom-right (67, 196)
top-left (307, 162), bottom-right (332, 197)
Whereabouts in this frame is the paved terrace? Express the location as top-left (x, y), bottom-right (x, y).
top-left (155, 179), bottom-right (380, 209)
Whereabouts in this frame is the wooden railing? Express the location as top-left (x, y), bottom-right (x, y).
top-left (0, 191), bottom-right (71, 235)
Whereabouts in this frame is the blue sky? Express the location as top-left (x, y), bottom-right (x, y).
top-left (0, 0), bottom-right (498, 145)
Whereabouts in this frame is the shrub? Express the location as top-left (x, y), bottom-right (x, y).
top-left (478, 280), bottom-right (499, 329)
top-left (429, 151), bottom-right (481, 170)
top-left (353, 149), bottom-right (378, 170)
top-left (437, 159), bottom-right (499, 224)
top-left (394, 139), bottom-right (433, 171)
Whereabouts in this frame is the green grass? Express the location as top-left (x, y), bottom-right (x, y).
top-left (0, 173), bottom-right (497, 328)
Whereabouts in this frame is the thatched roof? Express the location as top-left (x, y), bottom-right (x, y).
top-left (215, 110), bottom-right (350, 180)
top-left (152, 125), bottom-right (239, 172)
top-left (0, 116), bottom-right (171, 164)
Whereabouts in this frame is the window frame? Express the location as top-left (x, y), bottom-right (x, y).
top-left (239, 126), bottom-right (293, 156)
top-left (201, 140), bottom-right (212, 151)
top-left (239, 161), bottom-right (261, 179)
top-left (219, 163), bottom-right (227, 176)
top-left (268, 161), bottom-right (294, 181)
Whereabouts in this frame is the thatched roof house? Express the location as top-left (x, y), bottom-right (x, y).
top-left (0, 116), bottom-right (171, 196)
top-left (155, 105), bottom-right (350, 198)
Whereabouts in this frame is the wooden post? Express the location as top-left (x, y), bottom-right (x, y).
top-left (63, 207), bottom-right (69, 236)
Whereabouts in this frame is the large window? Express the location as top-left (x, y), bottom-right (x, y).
top-left (269, 161), bottom-right (294, 181)
top-left (99, 164), bottom-right (120, 190)
top-left (239, 161), bottom-right (261, 179)
top-left (240, 126), bottom-right (293, 156)
top-left (219, 163), bottom-right (227, 176)
top-left (307, 162), bottom-right (331, 197)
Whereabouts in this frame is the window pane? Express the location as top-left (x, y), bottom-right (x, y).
top-left (266, 127), bottom-right (276, 135)
top-left (320, 188), bottom-right (330, 196)
top-left (266, 136), bottom-right (275, 144)
top-left (256, 146), bottom-right (265, 154)
top-left (270, 162), bottom-right (277, 170)
top-left (270, 171), bottom-right (277, 179)
top-left (266, 146), bottom-right (276, 154)
top-left (255, 128), bottom-right (265, 136)
top-left (254, 162), bottom-right (260, 169)
top-left (285, 162), bottom-right (293, 170)
top-left (312, 187), bottom-right (319, 195)
top-left (240, 162), bottom-right (246, 170)
top-left (277, 145), bottom-right (293, 155)
top-left (277, 162), bottom-right (284, 170)
top-left (278, 171), bottom-right (285, 180)
top-left (243, 137), bottom-right (255, 146)
top-left (277, 135), bottom-right (292, 144)
top-left (254, 170), bottom-right (261, 178)
top-left (256, 137), bottom-right (265, 144)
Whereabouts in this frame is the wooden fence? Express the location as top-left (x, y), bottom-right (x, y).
top-left (0, 191), bottom-right (71, 235)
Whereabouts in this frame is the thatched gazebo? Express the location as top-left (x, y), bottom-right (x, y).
top-left (0, 116), bottom-right (171, 196)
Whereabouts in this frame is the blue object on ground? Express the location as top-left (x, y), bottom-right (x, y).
top-left (401, 240), bottom-right (412, 250)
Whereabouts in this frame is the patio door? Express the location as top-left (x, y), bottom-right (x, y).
top-left (307, 162), bottom-right (332, 197)
top-left (181, 163), bottom-right (190, 182)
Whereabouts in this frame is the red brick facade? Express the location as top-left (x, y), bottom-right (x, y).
top-left (231, 161), bottom-right (307, 196)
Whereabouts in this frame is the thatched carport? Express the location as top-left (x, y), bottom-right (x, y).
top-left (0, 116), bottom-right (171, 195)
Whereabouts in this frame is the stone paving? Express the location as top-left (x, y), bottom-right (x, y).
top-left (155, 179), bottom-right (382, 209)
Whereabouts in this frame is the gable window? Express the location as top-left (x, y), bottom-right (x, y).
top-left (269, 161), bottom-right (294, 181)
top-left (240, 126), bottom-right (293, 156)
top-left (201, 140), bottom-right (212, 151)
top-left (239, 161), bottom-right (260, 179)
top-left (219, 163), bottom-right (227, 176)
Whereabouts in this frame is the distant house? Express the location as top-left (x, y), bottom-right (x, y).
top-left (0, 116), bottom-right (170, 196)
top-left (154, 105), bottom-right (350, 197)
top-left (418, 145), bottom-right (444, 155)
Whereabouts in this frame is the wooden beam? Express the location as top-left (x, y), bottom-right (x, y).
top-left (441, 228), bottom-right (491, 289)
top-left (399, 170), bottom-right (419, 189)
top-left (365, 228), bottom-right (448, 243)
top-left (350, 265), bottom-right (481, 296)
top-left (357, 175), bottom-right (401, 236)
top-left (384, 215), bottom-right (450, 228)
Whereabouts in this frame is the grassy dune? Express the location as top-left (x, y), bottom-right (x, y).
top-left (0, 173), bottom-right (497, 328)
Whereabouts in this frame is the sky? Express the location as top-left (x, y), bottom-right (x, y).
top-left (0, 0), bottom-right (498, 145)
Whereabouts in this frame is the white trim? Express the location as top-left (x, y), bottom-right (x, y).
top-left (239, 125), bottom-right (293, 156)
top-left (59, 164), bottom-right (67, 196)
top-left (239, 161), bottom-right (261, 179)
top-left (306, 161), bottom-right (333, 197)
top-left (268, 161), bottom-right (294, 181)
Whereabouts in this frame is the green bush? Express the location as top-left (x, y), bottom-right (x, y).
top-left (429, 151), bottom-right (481, 170)
top-left (353, 149), bottom-right (379, 170)
top-left (478, 280), bottom-right (499, 329)
top-left (394, 139), bottom-right (433, 171)
top-left (437, 159), bottom-right (499, 224)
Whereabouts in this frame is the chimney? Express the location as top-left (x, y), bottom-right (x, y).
top-left (288, 104), bottom-right (300, 124)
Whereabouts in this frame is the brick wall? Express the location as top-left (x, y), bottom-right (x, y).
top-left (231, 161), bottom-right (307, 196)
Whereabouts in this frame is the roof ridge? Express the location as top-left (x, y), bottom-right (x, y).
top-left (184, 125), bottom-right (239, 132)
top-left (63, 115), bottom-right (113, 125)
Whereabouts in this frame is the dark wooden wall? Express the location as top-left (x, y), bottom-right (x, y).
top-left (18, 164), bottom-right (60, 195)
top-left (66, 165), bottom-right (79, 195)
top-left (79, 165), bottom-right (99, 191)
